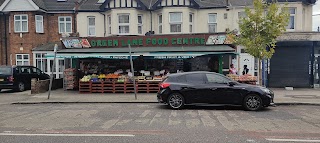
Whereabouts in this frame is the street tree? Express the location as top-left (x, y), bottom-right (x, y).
top-left (230, 0), bottom-right (290, 85)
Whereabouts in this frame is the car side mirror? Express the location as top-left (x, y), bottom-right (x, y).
top-left (228, 81), bottom-right (236, 86)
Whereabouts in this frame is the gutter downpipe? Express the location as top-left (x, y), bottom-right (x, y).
top-left (99, 12), bottom-right (106, 37)
top-left (150, 10), bottom-right (152, 32)
top-left (3, 13), bottom-right (8, 65)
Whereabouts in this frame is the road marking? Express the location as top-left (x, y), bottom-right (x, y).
top-left (0, 133), bottom-right (135, 137)
top-left (266, 138), bottom-right (320, 142)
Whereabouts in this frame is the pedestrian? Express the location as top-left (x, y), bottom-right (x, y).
top-left (242, 65), bottom-right (249, 75)
top-left (229, 64), bottom-right (237, 75)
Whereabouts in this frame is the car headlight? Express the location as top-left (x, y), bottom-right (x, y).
top-left (260, 87), bottom-right (271, 94)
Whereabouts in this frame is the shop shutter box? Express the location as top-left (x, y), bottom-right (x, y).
top-left (269, 41), bottom-right (312, 88)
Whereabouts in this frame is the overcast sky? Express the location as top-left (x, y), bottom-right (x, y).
top-left (313, 1), bottom-right (320, 31)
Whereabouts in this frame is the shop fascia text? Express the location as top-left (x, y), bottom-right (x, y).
top-left (90, 37), bottom-right (206, 47)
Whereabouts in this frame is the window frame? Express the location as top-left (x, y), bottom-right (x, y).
top-left (35, 15), bottom-right (44, 33)
top-left (108, 15), bottom-right (111, 34)
top-left (35, 53), bottom-right (47, 72)
top-left (286, 7), bottom-right (296, 30)
top-left (138, 14), bottom-right (143, 34)
top-left (58, 16), bottom-right (72, 34)
top-left (87, 16), bottom-right (96, 37)
top-left (16, 54), bottom-right (30, 66)
top-left (118, 14), bottom-right (130, 35)
top-left (158, 14), bottom-right (162, 34)
top-left (208, 13), bottom-right (217, 33)
top-left (189, 13), bottom-right (194, 33)
top-left (14, 14), bottom-right (28, 33)
top-left (169, 12), bottom-right (182, 33)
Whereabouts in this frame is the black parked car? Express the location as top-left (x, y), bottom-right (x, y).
top-left (157, 71), bottom-right (274, 111)
top-left (0, 65), bottom-right (50, 92)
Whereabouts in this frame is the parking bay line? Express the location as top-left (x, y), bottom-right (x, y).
top-left (266, 138), bottom-right (320, 142)
top-left (0, 133), bottom-right (135, 137)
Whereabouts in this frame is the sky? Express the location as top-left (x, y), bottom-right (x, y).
top-left (313, 1), bottom-right (320, 31)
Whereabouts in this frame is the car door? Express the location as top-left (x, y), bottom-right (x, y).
top-left (19, 66), bottom-right (32, 87)
top-left (179, 73), bottom-right (208, 103)
top-left (205, 73), bottom-right (242, 104)
top-left (31, 67), bottom-right (47, 80)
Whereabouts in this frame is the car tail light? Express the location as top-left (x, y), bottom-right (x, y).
top-left (160, 83), bottom-right (170, 88)
top-left (8, 76), bottom-right (14, 82)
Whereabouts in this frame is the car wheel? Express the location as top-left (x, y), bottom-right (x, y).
top-left (16, 82), bottom-right (25, 92)
top-left (243, 94), bottom-right (262, 111)
top-left (167, 93), bottom-right (185, 109)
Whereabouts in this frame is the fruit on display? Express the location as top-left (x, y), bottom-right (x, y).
top-left (80, 76), bottom-right (91, 82)
top-left (98, 74), bottom-right (106, 78)
top-left (105, 74), bottom-right (119, 79)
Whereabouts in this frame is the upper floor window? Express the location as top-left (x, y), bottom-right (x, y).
top-left (138, 15), bottom-right (143, 34)
top-left (208, 13), bottom-right (217, 33)
top-left (287, 7), bottom-right (296, 30)
top-left (108, 15), bottom-right (111, 34)
top-left (35, 15), bottom-right (43, 33)
top-left (16, 54), bottom-right (30, 65)
top-left (189, 13), bottom-right (193, 33)
top-left (169, 12), bottom-right (182, 33)
top-left (58, 16), bottom-right (72, 33)
top-left (14, 15), bottom-right (28, 33)
top-left (88, 16), bottom-right (96, 36)
top-left (118, 14), bottom-right (130, 34)
top-left (238, 11), bottom-right (247, 19)
top-left (158, 14), bottom-right (162, 34)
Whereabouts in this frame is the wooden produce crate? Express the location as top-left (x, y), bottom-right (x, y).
top-left (79, 81), bottom-right (91, 93)
top-left (103, 81), bottom-right (114, 93)
top-left (91, 81), bottom-right (103, 93)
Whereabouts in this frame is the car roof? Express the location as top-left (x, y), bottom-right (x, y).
top-left (167, 71), bottom-right (221, 77)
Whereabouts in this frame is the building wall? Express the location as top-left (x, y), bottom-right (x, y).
top-left (77, 2), bottom-right (312, 37)
top-left (7, 12), bottom-right (74, 66)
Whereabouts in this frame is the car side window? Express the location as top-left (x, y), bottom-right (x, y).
top-left (185, 73), bottom-right (204, 84)
top-left (205, 74), bottom-right (231, 84)
top-left (31, 67), bottom-right (41, 74)
top-left (20, 67), bottom-right (30, 74)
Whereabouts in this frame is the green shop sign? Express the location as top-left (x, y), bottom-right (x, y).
top-left (89, 37), bottom-right (206, 47)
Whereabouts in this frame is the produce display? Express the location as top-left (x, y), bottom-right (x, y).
top-left (227, 74), bottom-right (257, 82)
top-left (64, 68), bottom-right (78, 90)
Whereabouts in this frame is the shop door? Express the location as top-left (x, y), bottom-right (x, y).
top-left (47, 59), bottom-right (65, 79)
top-left (314, 55), bottom-right (320, 88)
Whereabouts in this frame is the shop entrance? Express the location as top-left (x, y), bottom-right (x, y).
top-left (314, 54), bottom-right (320, 88)
top-left (47, 59), bottom-right (65, 79)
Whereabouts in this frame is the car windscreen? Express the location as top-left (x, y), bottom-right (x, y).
top-left (0, 67), bottom-right (12, 75)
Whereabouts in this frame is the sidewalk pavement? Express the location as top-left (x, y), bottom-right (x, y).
top-left (9, 88), bottom-right (320, 106)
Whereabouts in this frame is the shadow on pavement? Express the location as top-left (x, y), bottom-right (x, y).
top-left (158, 104), bottom-right (273, 112)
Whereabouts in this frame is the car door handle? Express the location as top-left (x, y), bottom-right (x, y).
top-left (211, 88), bottom-right (217, 91)
top-left (181, 87), bottom-right (194, 90)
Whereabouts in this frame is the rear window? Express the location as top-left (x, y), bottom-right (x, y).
top-left (0, 67), bottom-right (12, 75)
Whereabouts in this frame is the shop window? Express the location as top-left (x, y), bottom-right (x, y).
top-left (35, 15), bottom-right (44, 33)
top-left (88, 16), bottom-right (96, 36)
top-left (35, 53), bottom-right (47, 72)
top-left (58, 16), bottom-right (72, 33)
top-left (208, 13), bottom-right (217, 33)
top-left (138, 15), bottom-right (143, 34)
top-left (16, 54), bottom-right (30, 65)
top-left (14, 15), bottom-right (28, 33)
top-left (189, 13), bottom-right (193, 33)
top-left (158, 14), bottom-right (162, 34)
top-left (169, 12), bottom-right (182, 33)
top-left (118, 14), bottom-right (130, 34)
top-left (108, 15), bottom-right (111, 34)
top-left (286, 7), bottom-right (296, 30)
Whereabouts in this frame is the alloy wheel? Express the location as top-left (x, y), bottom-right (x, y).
top-left (168, 94), bottom-right (184, 109)
top-left (244, 95), bottom-right (262, 111)
top-left (18, 82), bottom-right (25, 92)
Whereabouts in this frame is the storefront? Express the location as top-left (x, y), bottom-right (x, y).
top-left (46, 33), bottom-right (243, 93)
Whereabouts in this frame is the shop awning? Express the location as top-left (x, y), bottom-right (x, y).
top-left (45, 45), bottom-right (237, 59)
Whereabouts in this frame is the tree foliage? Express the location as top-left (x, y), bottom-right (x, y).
top-left (231, 0), bottom-right (290, 59)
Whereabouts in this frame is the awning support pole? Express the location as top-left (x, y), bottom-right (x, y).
top-left (129, 44), bottom-right (137, 100)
